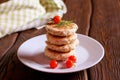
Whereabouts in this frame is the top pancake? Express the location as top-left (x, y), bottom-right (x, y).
top-left (46, 22), bottom-right (78, 36)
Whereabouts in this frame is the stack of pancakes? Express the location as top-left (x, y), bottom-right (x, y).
top-left (45, 22), bottom-right (79, 60)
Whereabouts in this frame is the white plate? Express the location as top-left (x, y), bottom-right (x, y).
top-left (17, 34), bottom-right (104, 73)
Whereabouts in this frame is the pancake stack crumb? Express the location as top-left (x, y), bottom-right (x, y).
top-left (45, 20), bottom-right (79, 60)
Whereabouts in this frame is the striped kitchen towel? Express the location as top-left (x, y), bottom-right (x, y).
top-left (0, 0), bottom-right (67, 38)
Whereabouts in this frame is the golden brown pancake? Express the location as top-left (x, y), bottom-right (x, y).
top-left (46, 39), bottom-right (79, 52)
top-left (46, 23), bottom-right (78, 36)
top-left (46, 33), bottom-right (77, 45)
top-left (44, 47), bottom-right (75, 60)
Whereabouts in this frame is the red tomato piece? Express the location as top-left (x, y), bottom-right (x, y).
top-left (68, 55), bottom-right (77, 63)
top-left (66, 60), bottom-right (74, 68)
top-left (53, 15), bottom-right (61, 24)
top-left (50, 60), bottom-right (58, 69)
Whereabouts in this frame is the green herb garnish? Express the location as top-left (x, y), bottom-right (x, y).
top-left (56, 20), bottom-right (73, 27)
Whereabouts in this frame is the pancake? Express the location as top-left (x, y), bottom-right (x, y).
top-left (44, 47), bottom-right (75, 60)
top-left (46, 39), bottom-right (79, 52)
top-left (47, 33), bottom-right (77, 45)
top-left (46, 22), bottom-right (78, 36)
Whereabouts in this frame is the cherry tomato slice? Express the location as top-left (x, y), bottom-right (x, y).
top-left (50, 60), bottom-right (58, 69)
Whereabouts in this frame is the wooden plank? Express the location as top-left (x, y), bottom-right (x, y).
top-left (88, 0), bottom-right (120, 80)
top-left (0, 0), bottom-right (92, 79)
top-left (63, 0), bottom-right (92, 80)
top-left (0, 28), bottom-right (46, 80)
top-left (63, 0), bottom-right (92, 35)
top-left (0, 33), bottom-right (18, 58)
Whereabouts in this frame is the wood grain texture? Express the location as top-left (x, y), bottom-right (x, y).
top-left (63, 0), bottom-right (92, 79)
top-left (63, 0), bottom-right (92, 35)
top-left (0, 33), bottom-right (18, 58)
top-left (0, 28), bottom-right (46, 80)
top-left (0, 0), bottom-right (92, 80)
top-left (88, 0), bottom-right (120, 80)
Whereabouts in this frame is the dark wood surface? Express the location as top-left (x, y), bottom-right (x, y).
top-left (0, 0), bottom-right (119, 80)
top-left (88, 0), bottom-right (120, 80)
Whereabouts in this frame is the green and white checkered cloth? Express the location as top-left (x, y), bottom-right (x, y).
top-left (0, 0), bottom-right (67, 38)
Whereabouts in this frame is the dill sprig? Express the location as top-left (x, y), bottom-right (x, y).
top-left (56, 20), bottom-right (73, 27)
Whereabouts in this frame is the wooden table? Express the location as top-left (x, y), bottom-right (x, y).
top-left (0, 0), bottom-right (119, 80)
